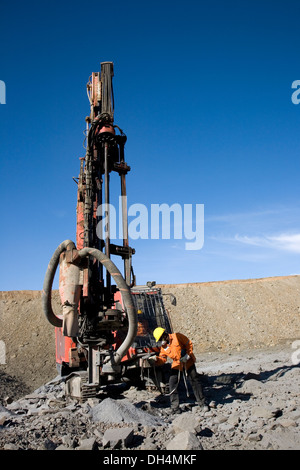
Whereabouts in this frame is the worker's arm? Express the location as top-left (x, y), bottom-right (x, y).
top-left (176, 333), bottom-right (193, 355)
top-left (147, 347), bottom-right (168, 366)
top-left (177, 333), bottom-right (195, 363)
top-left (155, 348), bottom-right (168, 366)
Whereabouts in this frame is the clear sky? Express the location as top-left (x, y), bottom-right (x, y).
top-left (1, 0), bottom-right (300, 290)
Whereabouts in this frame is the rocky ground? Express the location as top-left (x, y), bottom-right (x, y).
top-left (1, 276), bottom-right (299, 394)
top-left (0, 343), bottom-right (299, 451)
top-left (0, 277), bottom-right (299, 452)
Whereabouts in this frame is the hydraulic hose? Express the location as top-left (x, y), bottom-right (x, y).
top-left (42, 240), bottom-right (75, 328)
top-left (42, 241), bottom-right (138, 366)
top-left (78, 247), bottom-right (138, 365)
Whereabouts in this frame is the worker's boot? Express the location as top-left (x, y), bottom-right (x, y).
top-left (197, 399), bottom-right (209, 412)
top-left (171, 407), bottom-right (182, 414)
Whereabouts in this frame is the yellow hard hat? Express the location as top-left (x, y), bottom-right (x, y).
top-left (153, 327), bottom-right (165, 342)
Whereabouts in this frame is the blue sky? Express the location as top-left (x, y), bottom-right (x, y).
top-left (1, 0), bottom-right (300, 290)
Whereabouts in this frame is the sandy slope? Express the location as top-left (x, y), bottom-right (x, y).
top-left (0, 275), bottom-right (300, 395)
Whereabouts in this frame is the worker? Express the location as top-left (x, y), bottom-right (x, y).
top-left (149, 327), bottom-right (208, 413)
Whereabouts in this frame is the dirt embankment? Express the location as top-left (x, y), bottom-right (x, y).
top-left (0, 290), bottom-right (60, 395)
top-left (0, 275), bottom-right (300, 396)
top-left (160, 275), bottom-right (300, 353)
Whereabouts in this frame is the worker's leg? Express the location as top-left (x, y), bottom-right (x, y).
top-left (169, 368), bottom-right (180, 411)
top-left (186, 364), bottom-right (206, 406)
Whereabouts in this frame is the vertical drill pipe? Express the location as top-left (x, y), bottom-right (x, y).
top-left (84, 147), bottom-right (93, 247)
top-left (120, 174), bottom-right (130, 285)
top-left (96, 149), bottom-right (104, 283)
top-left (78, 247), bottom-right (137, 364)
top-left (104, 141), bottom-right (111, 291)
top-left (76, 157), bottom-right (85, 250)
top-left (119, 140), bottom-right (131, 285)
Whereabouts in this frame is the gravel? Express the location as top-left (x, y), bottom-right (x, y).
top-left (0, 343), bottom-right (299, 451)
top-left (0, 276), bottom-right (299, 450)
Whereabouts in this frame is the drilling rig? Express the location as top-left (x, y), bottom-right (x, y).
top-left (42, 62), bottom-right (173, 399)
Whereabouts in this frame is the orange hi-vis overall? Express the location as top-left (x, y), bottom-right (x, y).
top-left (155, 333), bottom-right (196, 371)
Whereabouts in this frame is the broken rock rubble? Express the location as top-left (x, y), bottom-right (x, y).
top-left (0, 345), bottom-right (299, 450)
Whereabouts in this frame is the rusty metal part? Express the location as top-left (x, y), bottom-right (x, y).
top-left (77, 247), bottom-right (137, 365)
top-left (42, 240), bottom-right (75, 328)
top-left (68, 347), bottom-right (80, 368)
top-left (42, 240), bottom-right (138, 367)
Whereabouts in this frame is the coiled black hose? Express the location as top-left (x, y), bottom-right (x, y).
top-left (42, 241), bottom-right (138, 365)
top-left (78, 247), bottom-right (137, 364)
top-left (42, 240), bottom-right (75, 328)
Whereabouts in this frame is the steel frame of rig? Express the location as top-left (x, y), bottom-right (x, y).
top-left (42, 62), bottom-right (173, 399)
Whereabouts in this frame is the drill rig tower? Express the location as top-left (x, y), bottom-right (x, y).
top-left (42, 62), bottom-right (172, 399)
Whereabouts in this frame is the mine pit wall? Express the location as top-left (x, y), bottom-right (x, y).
top-left (159, 275), bottom-right (300, 354)
top-left (0, 275), bottom-right (300, 393)
top-left (0, 290), bottom-right (58, 392)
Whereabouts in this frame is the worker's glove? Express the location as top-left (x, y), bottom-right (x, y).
top-left (147, 355), bottom-right (157, 364)
top-left (180, 354), bottom-right (190, 363)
